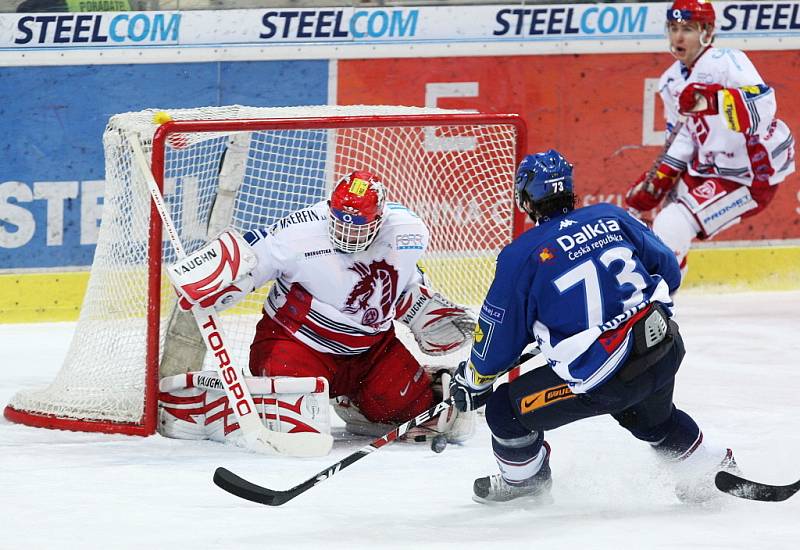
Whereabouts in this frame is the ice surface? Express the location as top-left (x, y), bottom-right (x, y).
top-left (1, 291), bottom-right (798, 549)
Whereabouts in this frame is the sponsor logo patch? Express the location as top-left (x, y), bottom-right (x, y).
top-left (349, 177), bottom-right (369, 196)
top-left (469, 363), bottom-right (497, 386)
top-left (555, 218), bottom-right (622, 252)
top-left (519, 384), bottom-right (575, 414)
top-left (396, 233), bottom-right (424, 250)
top-left (538, 247), bottom-right (555, 263)
top-left (480, 301), bottom-right (505, 323)
top-left (304, 248), bottom-right (333, 258)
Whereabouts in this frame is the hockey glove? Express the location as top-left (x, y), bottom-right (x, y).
top-left (625, 163), bottom-right (681, 212)
top-left (167, 229), bottom-right (258, 312)
top-left (679, 83), bottom-right (723, 117)
top-left (449, 361), bottom-right (496, 412)
top-left (396, 282), bottom-right (477, 356)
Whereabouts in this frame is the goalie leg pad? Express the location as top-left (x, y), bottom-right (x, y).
top-left (158, 371), bottom-right (331, 445)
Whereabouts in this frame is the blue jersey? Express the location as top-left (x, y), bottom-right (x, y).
top-left (470, 203), bottom-right (681, 393)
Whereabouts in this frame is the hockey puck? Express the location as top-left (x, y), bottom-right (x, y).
top-left (431, 435), bottom-right (448, 454)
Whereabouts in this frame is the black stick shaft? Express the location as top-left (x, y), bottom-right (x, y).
top-left (715, 471), bottom-right (800, 502)
top-left (214, 398), bottom-right (453, 506)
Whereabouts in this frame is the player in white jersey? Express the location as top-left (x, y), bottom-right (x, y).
top-left (625, 0), bottom-right (795, 274)
top-left (161, 170), bottom-right (476, 451)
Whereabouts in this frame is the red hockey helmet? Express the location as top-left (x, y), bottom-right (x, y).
top-left (667, 0), bottom-right (716, 26)
top-left (328, 170), bottom-right (387, 253)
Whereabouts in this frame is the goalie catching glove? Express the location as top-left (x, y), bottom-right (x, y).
top-left (396, 279), bottom-right (476, 356)
top-left (167, 229), bottom-right (257, 311)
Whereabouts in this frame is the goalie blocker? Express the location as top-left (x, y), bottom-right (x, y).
top-left (167, 229), bottom-right (258, 312)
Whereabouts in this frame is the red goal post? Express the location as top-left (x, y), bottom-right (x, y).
top-left (4, 105), bottom-right (527, 436)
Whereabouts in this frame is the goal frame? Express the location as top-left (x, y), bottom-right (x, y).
top-left (5, 112), bottom-right (528, 436)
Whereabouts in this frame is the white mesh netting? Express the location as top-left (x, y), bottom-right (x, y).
top-left (6, 104), bottom-right (522, 433)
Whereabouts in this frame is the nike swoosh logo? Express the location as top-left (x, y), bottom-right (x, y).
top-left (522, 396), bottom-right (540, 410)
top-left (399, 381), bottom-right (412, 397)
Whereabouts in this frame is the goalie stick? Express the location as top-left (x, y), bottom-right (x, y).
top-left (213, 350), bottom-right (542, 506)
top-left (129, 134), bottom-right (331, 458)
top-left (715, 471), bottom-right (800, 502)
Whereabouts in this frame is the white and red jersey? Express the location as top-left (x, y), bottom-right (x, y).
top-left (244, 201), bottom-right (429, 355)
top-left (658, 46), bottom-right (795, 187)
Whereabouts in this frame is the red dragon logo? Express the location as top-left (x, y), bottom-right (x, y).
top-left (343, 260), bottom-right (398, 327)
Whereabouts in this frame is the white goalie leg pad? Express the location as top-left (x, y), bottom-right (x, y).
top-left (331, 365), bottom-right (475, 444)
top-left (158, 371), bottom-right (331, 446)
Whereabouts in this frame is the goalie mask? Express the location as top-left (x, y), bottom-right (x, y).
top-left (515, 149), bottom-right (574, 223)
top-left (328, 170), bottom-right (387, 253)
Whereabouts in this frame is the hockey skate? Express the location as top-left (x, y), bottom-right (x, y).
top-left (473, 447), bottom-right (553, 505)
top-left (675, 448), bottom-right (739, 504)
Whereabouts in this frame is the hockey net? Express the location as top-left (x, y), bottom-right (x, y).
top-left (4, 104), bottom-right (526, 435)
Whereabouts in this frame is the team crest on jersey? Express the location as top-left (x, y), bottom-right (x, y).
top-left (692, 180), bottom-right (718, 202)
top-left (343, 260), bottom-right (399, 327)
top-left (472, 317), bottom-right (494, 360)
top-left (472, 323), bottom-right (484, 343)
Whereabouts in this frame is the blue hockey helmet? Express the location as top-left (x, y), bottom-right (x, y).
top-left (514, 149), bottom-right (574, 215)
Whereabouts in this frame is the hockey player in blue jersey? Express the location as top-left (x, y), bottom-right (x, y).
top-left (450, 149), bottom-right (736, 504)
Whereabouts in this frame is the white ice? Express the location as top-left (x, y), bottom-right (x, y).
top-left (1, 291), bottom-right (798, 550)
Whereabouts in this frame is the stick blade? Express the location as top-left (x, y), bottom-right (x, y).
top-left (213, 467), bottom-right (290, 506)
top-left (715, 471), bottom-right (800, 502)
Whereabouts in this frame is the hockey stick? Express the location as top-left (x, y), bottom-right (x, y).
top-left (715, 471), bottom-right (800, 502)
top-left (641, 115), bottom-right (686, 188)
top-left (160, 132), bottom-right (251, 379)
top-left (213, 350), bottom-right (543, 506)
top-left (129, 135), bottom-right (332, 458)
top-left (213, 398), bottom-right (454, 506)
top-left (627, 115), bottom-right (688, 223)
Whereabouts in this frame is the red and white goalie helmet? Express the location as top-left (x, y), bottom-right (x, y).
top-left (328, 170), bottom-right (387, 253)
